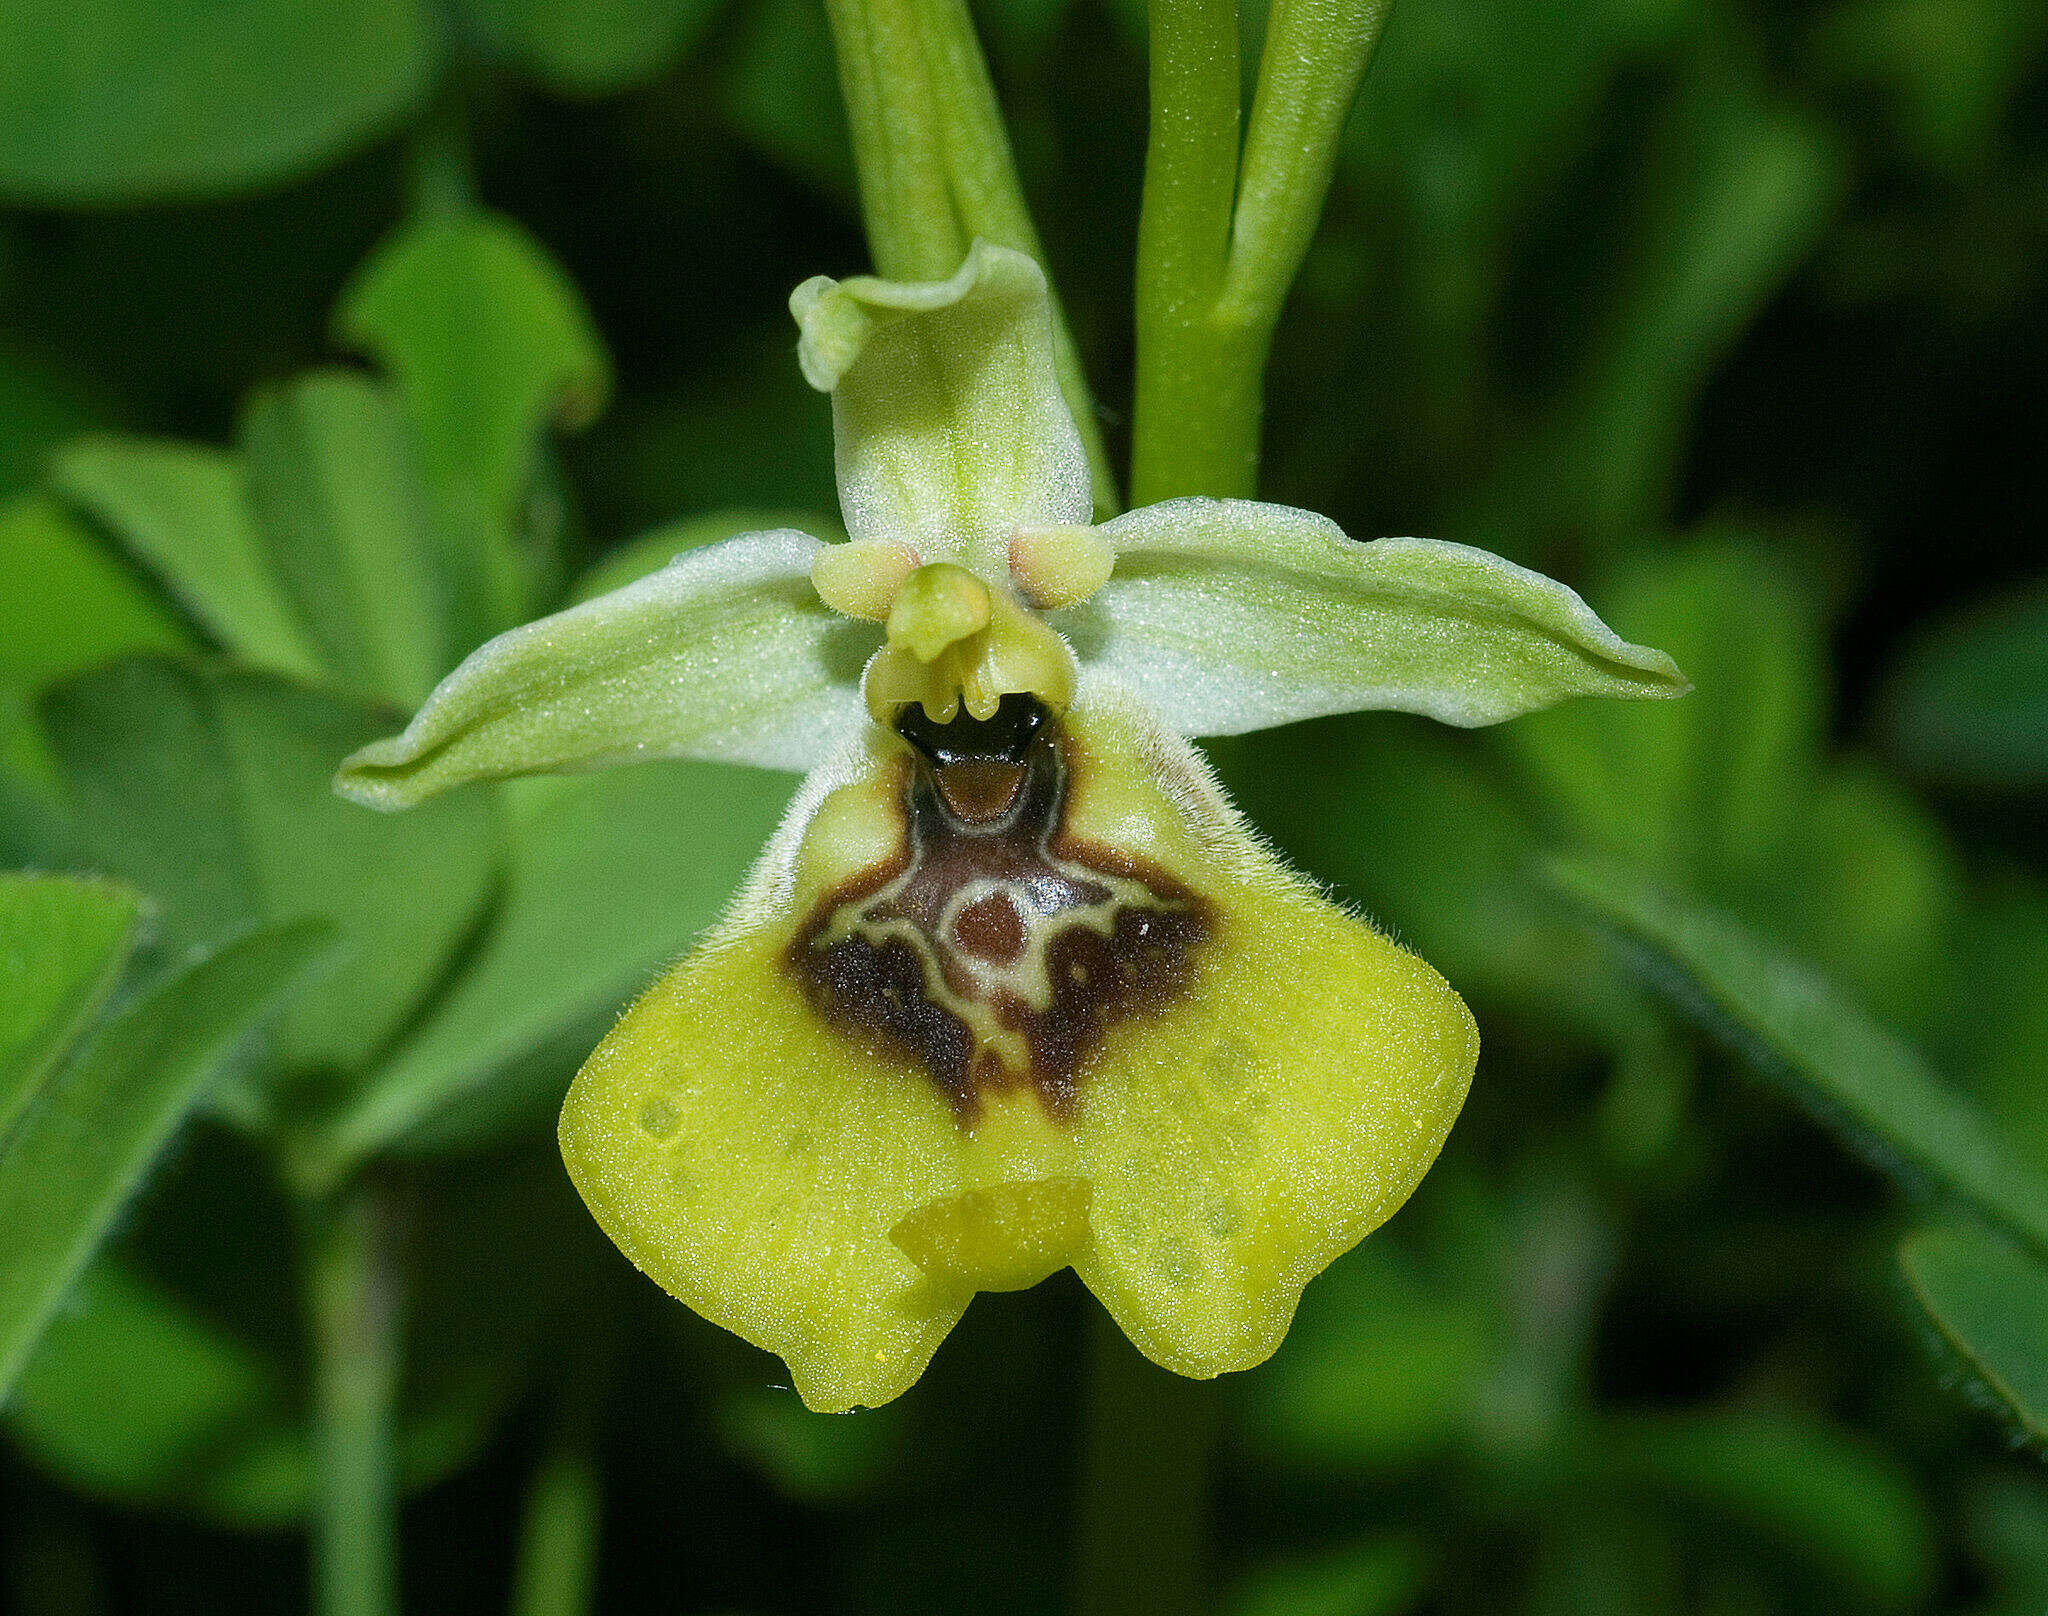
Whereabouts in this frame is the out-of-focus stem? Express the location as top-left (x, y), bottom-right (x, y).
top-left (510, 1368), bottom-right (605, 1616)
top-left (305, 1180), bottom-right (407, 1616)
top-left (1074, 1312), bottom-right (1218, 1616)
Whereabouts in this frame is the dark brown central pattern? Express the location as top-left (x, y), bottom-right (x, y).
top-left (788, 722), bottom-right (1210, 1121)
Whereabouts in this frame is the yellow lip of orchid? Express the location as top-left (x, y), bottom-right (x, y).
top-left (335, 241), bottom-right (1687, 1409)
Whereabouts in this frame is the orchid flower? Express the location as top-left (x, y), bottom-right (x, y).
top-left (337, 242), bottom-right (1684, 1412)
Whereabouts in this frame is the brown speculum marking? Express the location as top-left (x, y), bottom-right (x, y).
top-left (789, 702), bottom-right (1210, 1123)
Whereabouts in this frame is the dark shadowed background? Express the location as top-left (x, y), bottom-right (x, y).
top-left (0, 0), bottom-right (2045, 1612)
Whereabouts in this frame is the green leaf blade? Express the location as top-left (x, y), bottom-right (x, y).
top-left (0, 0), bottom-right (437, 204)
top-left (0, 495), bottom-right (194, 784)
top-left (0, 918), bottom-right (330, 1399)
top-left (241, 371), bottom-right (449, 709)
top-left (1501, 539), bottom-right (1823, 883)
top-left (43, 659), bottom-right (499, 1085)
top-left (51, 435), bottom-right (328, 685)
top-left (1549, 858), bottom-right (2048, 1251)
top-left (1901, 1224), bottom-right (2048, 1445)
top-left (461, 0), bottom-right (719, 94)
top-left (1594, 1409), bottom-right (1936, 1608)
top-left (337, 212), bottom-right (612, 639)
top-left (0, 872), bottom-right (145, 1139)
top-left (1881, 583), bottom-right (2048, 788)
top-left (317, 758), bottom-right (791, 1172)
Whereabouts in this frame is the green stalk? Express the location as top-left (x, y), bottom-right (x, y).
top-left (825, 0), bottom-right (1118, 511)
top-left (1222, 0), bottom-right (1393, 328)
top-left (510, 1353), bottom-right (608, 1616)
top-left (1075, 1313), bottom-right (1219, 1616)
top-left (1130, 0), bottom-right (1395, 503)
top-left (305, 1181), bottom-right (406, 1616)
top-left (1129, 0), bottom-right (1243, 503)
top-left (825, 0), bottom-right (965, 280)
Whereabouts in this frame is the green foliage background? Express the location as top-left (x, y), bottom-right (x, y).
top-left (0, 0), bottom-right (2044, 1611)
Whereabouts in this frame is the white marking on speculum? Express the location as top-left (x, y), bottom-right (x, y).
top-left (810, 752), bottom-right (1187, 1075)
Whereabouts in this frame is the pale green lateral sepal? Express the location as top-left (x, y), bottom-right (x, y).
top-left (791, 241), bottom-right (1092, 579)
top-left (1062, 499), bottom-right (1689, 735)
top-left (336, 529), bottom-right (871, 808)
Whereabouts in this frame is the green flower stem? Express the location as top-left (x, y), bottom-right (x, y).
top-left (510, 1390), bottom-right (604, 1616)
top-left (1222, 0), bottom-right (1393, 328)
top-left (1130, 0), bottom-right (1245, 503)
top-left (304, 1181), bottom-right (407, 1616)
top-left (826, 0), bottom-right (964, 280)
top-left (1131, 0), bottom-right (1394, 504)
top-left (825, 0), bottom-right (1118, 512)
top-left (1075, 1313), bottom-right (1219, 1616)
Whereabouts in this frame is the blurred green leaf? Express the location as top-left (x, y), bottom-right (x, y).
top-left (1962, 1469), bottom-right (2048, 1613)
top-left (1505, 540), bottom-right (1958, 1033)
top-left (1879, 582), bottom-right (2048, 788)
top-left (1592, 1410), bottom-right (1937, 1608)
top-left (240, 371), bottom-right (448, 708)
top-left (714, 1383), bottom-right (907, 1505)
top-left (1525, 1512), bottom-right (1683, 1616)
top-left (1550, 858), bottom-right (2048, 1250)
top-left (0, 918), bottom-right (328, 1398)
top-left (0, 0), bottom-right (438, 204)
top-left (1761, 762), bottom-right (1957, 1031)
top-left (1902, 1224), bottom-right (2048, 1445)
top-left (1570, 84), bottom-right (1839, 540)
top-left (718, 0), bottom-right (855, 198)
top-left (0, 349), bottom-right (99, 502)
top-left (1506, 539), bottom-right (1823, 884)
top-left (1817, 0), bottom-right (2048, 173)
top-left (1231, 1535), bottom-right (1428, 1616)
top-left (1226, 715), bottom-right (1612, 1030)
top-left (0, 496), bottom-right (193, 784)
top-left (1345, 0), bottom-right (1679, 294)
top-left (0, 872), bottom-right (143, 1138)
top-left (51, 435), bottom-right (328, 685)
top-left (462, 0), bottom-right (722, 95)
top-left (1468, 82), bottom-right (1841, 548)
top-left (1947, 883), bottom-right (2048, 1174)
top-left (8, 1145), bottom-right (590, 1526)
top-left (1249, 1241), bottom-right (1492, 1470)
top-left (40, 659), bottom-right (497, 1093)
top-left (5, 1259), bottom-right (306, 1524)
top-left (0, 499), bottom-right (193, 684)
top-left (316, 757), bottom-right (789, 1173)
top-left (337, 211), bottom-right (612, 642)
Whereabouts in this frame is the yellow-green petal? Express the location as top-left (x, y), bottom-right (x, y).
top-left (1055, 686), bottom-right (1475, 1374)
top-left (558, 685), bottom-right (1475, 1409)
